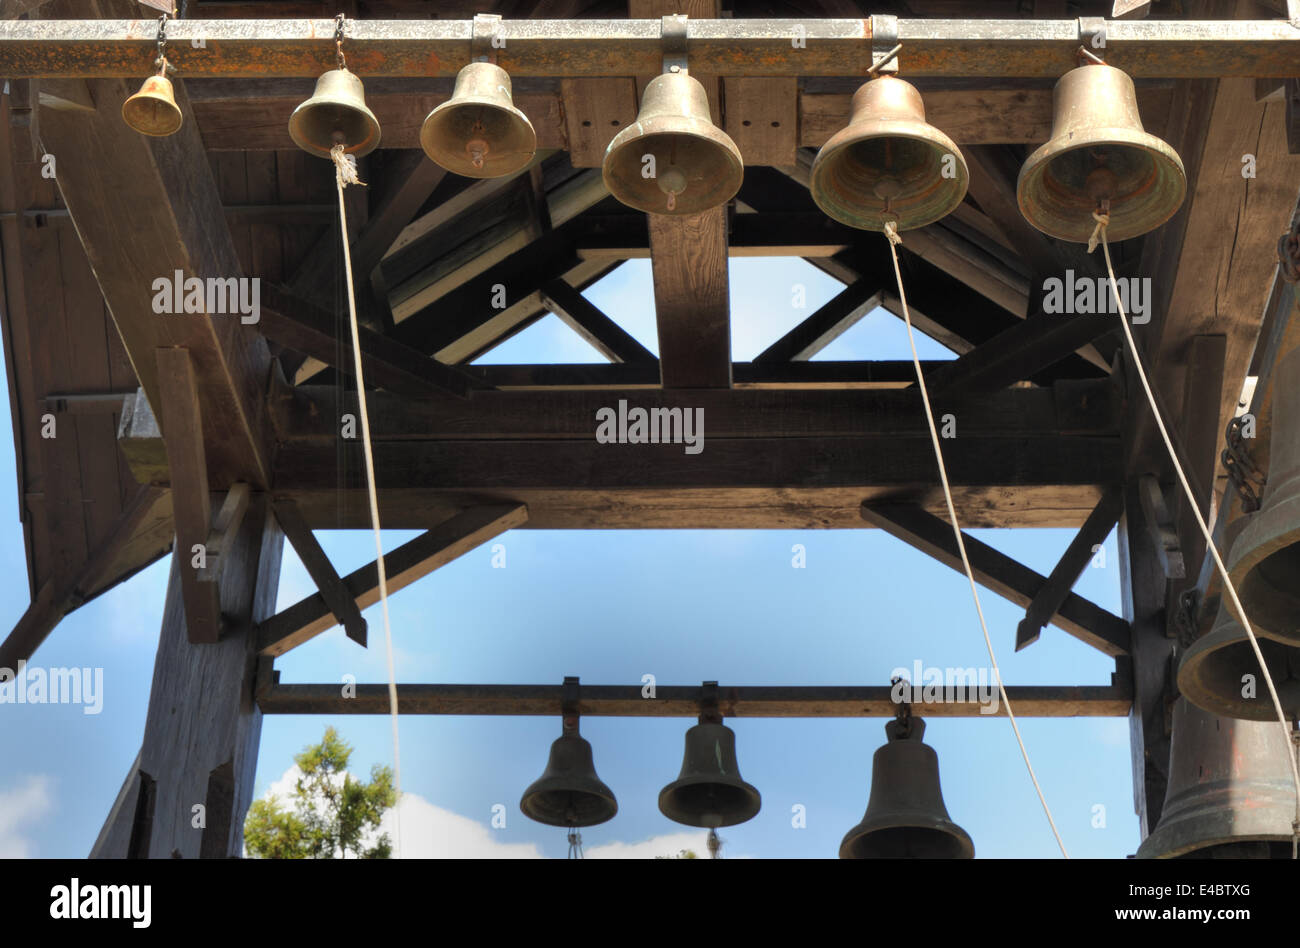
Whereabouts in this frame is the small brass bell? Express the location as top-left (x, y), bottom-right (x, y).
top-left (1017, 63), bottom-right (1185, 243)
top-left (122, 74), bottom-right (183, 137)
top-left (1228, 346), bottom-right (1300, 641)
top-left (659, 719), bottom-right (761, 828)
top-left (288, 68), bottom-right (381, 160)
top-left (421, 62), bottom-right (537, 179)
top-left (1137, 698), bottom-right (1297, 858)
top-left (840, 718), bottom-right (974, 859)
top-left (603, 70), bottom-right (743, 216)
top-left (810, 76), bottom-right (968, 232)
top-left (519, 716), bottom-right (618, 828)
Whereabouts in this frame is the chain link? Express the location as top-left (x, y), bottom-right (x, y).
top-left (1221, 416), bottom-right (1266, 512)
top-left (335, 14), bottom-right (348, 70)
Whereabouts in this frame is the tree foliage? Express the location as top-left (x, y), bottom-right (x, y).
top-left (244, 726), bottom-right (396, 859)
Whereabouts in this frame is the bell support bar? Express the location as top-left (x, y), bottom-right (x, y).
top-left (256, 682), bottom-right (1133, 717)
top-left (1, 18), bottom-right (1298, 78)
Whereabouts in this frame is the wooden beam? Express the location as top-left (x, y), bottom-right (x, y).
top-left (465, 359), bottom-right (948, 390)
top-left (723, 77), bottom-right (798, 166)
top-left (754, 279), bottom-right (882, 363)
top-left (861, 502), bottom-right (1132, 657)
top-left (259, 681), bottom-right (1132, 717)
top-left (155, 348), bottom-right (221, 645)
top-left (256, 503), bottom-right (528, 657)
top-left (539, 279), bottom-right (656, 364)
top-left (272, 498), bottom-right (367, 647)
top-left (649, 208), bottom-right (731, 388)
top-left (200, 482), bottom-right (251, 584)
top-left (1016, 485), bottom-right (1124, 650)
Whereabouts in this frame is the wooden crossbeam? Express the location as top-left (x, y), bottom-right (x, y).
top-left (649, 208), bottom-right (732, 389)
top-left (539, 279), bottom-right (656, 364)
top-left (861, 502), bottom-right (1132, 657)
top-left (272, 499), bottom-right (367, 648)
top-left (258, 682), bottom-right (1132, 717)
top-left (256, 503), bottom-right (528, 657)
top-left (754, 279), bottom-right (882, 363)
top-left (464, 359), bottom-right (947, 389)
top-left (1016, 485), bottom-right (1125, 650)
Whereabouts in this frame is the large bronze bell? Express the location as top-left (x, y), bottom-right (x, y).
top-left (603, 70), bottom-right (743, 216)
top-left (1228, 346), bottom-right (1300, 641)
top-left (840, 718), bottom-right (974, 859)
top-left (288, 68), bottom-right (381, 160)
top-left (1137, 697), bottom-right (1297, 858)
top-left (659, 719), bottom-right (761, 827)
top-left (519, 717), bottom-right (618, 828)
top-left (1017, 63), bottom-right (1185, 243)
top-left (1177, 596), bottom-right (1300, 722)
top-left (809, 76), bottom-right (968, 232)
top-left (421, 62), bottom-right (537, 179)
top-left (122, 74), bottom-right (183, 137)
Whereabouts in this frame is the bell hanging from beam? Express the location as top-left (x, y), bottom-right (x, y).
top-left (659, 712), bottom-right (761, 828)
top-left (519, 715), bottom-right (618, 828)
top-left (809, 75), bottom-right (968, 232)
top-left (1017, 62), bottom-right (1185, 243)
top-left (122, 73), bottom-right (183, 137)
top-left (840, 717), bottom-right (974, 858)
top-left (1137, 697), bottom-right (1297, 858)
top-left (1227, 346), bottom-right (1300, 641)
top-left (603, 70), bottom-right (744, 215)
top-left (288, 68), bottom-right (382, 160)
top-left (421, 62), bottom-right (537, 178)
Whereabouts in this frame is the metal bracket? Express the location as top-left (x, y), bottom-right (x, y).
top-left (1138, 474), bottom-right (1185, 579)
top-left (1173, 588), bottom-right (1200, 648)
top-left (698, 679), bottom-right (721, 724)
top-left (662, 14), bottom-right (688, 75)
top-left (561, 675), bottom-right (581, 718)
top-left (869, 15), bottom-right (899, 75)
top-left (472, 12), bottom-right (503, 64)
top-left (1078, 16), bottom-right (1109, 58)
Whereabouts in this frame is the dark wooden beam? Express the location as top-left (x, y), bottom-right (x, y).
top-left (256, 503), bottom-right (528, 657)
top-left (465, 359), bottom-right (947, 390)
top-left (539, 279), bottom-right (656, 364)
top-left (259, 681), bottom-right (1132, 717)
top-left (272, 499), bottom-right (367, 648)
top-left (754, 279), bottom-right (882, 363)
top-left (649, 208), bottom-right (732, 389)
top-left (1016, 485), bottom-right (1125, 650)
top-left (861, 502), bottom-right (1132, 657)
top-left (155, 348), bottom-right (221, 645)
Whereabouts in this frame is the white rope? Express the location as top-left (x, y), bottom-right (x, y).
top-left (1090, 209), bottom-right (1300, 858)
top-left (331, 143), bottom-right (403, 857)
top-left (884, 220), bottom-right (1070, 858)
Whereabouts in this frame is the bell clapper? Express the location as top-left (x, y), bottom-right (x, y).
top-left (466, 121), bottom-right (490, 171)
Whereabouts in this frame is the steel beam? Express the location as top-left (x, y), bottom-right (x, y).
top-left (1, 19), bottom-right (1298, 78)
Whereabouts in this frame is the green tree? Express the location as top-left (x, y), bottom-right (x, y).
top-left (244, 726), bottom-right (397, 859)
top-left (655, 849), bottom-right (698, 859)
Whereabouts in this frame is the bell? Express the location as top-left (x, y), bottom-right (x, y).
top-left (1137, 697), bottom-right (1297, 858)
top-left (1228, 346), bottom-right (1300, 641)
top-left (809, 76), bottom-right (968, 232)
top-left (659, 720), bottom-right (761, 827)
top-left (519, 717), bottom-right (618, 828)
top-left (122, 74), bottom-right (183, 137)
top-left (1017, 63), bottom-right (1185, 243)
top-left (603, 71), bottom-right (743, 215)
top-left (1177, 597), bottom-right (1300, 722)
top-left (840, 718), bottom-right (974, 858)
top-left (421, 62), bottom-right (537, 179)
top-left (288, 68), bottom-right (381, 160)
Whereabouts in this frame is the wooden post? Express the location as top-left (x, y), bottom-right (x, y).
top-left (91, 496), bottom-right (283, 858)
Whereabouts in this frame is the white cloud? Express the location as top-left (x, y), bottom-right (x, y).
top-left (0, 774), bottom-right (54, 858)
top-left (584, 830), bottom-right (713, 859)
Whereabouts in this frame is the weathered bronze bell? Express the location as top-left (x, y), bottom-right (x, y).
top-left (810, 76), bottom-right (968, 232)
top-left (1137, 697), bottom-right (1297, 858)
top-left (1177, 596), bottom-right (1300, 722)
top-left (840, 718), bottom-right (974, 858)
top-left (122, 74), bottom-right (183, 137)
top-left (519, 717), bottom-right (618, 828)
top-left (1017, 63), bottom-right (1185, 243)
top-left (603, 71), bottom-right (743, 215)
top-left (288, 68), bottom-right (381, 160)
top-left (659, 720), bottom-right (761, 827)
top-left (1227, 346), bottom-right (1300, 642)
top-left (421, 62), bottom-right (537, 179)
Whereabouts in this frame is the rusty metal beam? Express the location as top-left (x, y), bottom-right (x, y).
top-left (2, 19), bottom-right (1299, 78)
top-left (258, 681), bottom-right (1133, 717)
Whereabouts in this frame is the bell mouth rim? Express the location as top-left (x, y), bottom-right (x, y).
top-left (604, 120), bottom-right (743, 165)
top-left (1224, 493), bottom-right (1300, 640)
top-left (1177, 628), bottom-right (1300, 720)
top-left (287, 105), bottom-right (382, 159)
top-left (424, 97), bottom-right (532, 127)
top-left (122, 112), bottom-right (183, 137)
top-left (838, 822), bottom-right (975, 859)
top-left (1137, 822), bottom-right (1298, 860)
top-left (602, 126), bottom-right (744, 215)
top-left (519, 797), bottom-right (619, 828)
top-left (656, 779), bottom-right (762, 828)
top-left (1016, 129), bottom-right (1186, 243)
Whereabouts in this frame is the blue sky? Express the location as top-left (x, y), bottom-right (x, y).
top-left (0, 256), bottom-right (1136, 859)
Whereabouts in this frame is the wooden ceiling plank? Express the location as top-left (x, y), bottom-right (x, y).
top-left (649, 208), bottom-right (732, 388)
